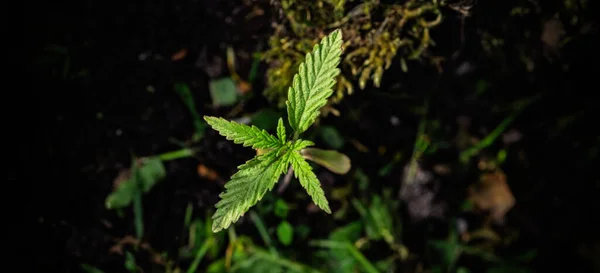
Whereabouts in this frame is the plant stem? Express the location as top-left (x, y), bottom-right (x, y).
top-left (309, 240), bottom-right (380, 273)
top-left (252, 249), bottom-right (323, 273)
top-left (157, 148), bottom-right (196, 161)
top-left (186, 237), bottom-right (214, 273)
top-left (250, 211), bottom-right (279, 257)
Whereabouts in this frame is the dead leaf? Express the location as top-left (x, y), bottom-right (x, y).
top-left (237, 80), bottom-right (252, 94)
top-left (171, 48), bottom-right (188, 61)
top-left (197, 164), bottom-right (220, 181)
top-left (468, 169), bottom-right (515, 224)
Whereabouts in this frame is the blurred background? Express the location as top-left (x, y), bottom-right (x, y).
top-left (19, 0), bottom-right (599, 272)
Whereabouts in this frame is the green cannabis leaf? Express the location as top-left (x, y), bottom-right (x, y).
top-left (205, 29), bottom-right (345, 232)
top-left (289, 151), bottom-right (331, 213)
top-left (277, 118), bottom-right (286, 143)
top-left (211, 147), bottom-right (291, 232)
top-left (286, 29), bottom-right (343, 135)
top-left (204, 116), bottom-right (281, 149)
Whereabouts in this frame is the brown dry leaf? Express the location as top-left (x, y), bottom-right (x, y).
top-left (237, 80), bottom-right (252, 94)
top-left (468, 169), bottom-right (515, 224)
top-left (197, 164), bottom-right (220, 181)
top-left (171, 48), bottom-right (188, 61)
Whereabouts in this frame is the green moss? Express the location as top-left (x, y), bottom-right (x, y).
top-left (262, 0), bottom-right (447, 107)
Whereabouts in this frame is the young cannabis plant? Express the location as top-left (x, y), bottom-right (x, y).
top-left (204, 29), bottom-right (344, 232)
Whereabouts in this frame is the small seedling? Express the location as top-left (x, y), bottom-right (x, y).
top-left (204, 29), bottom-right (345, 232)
